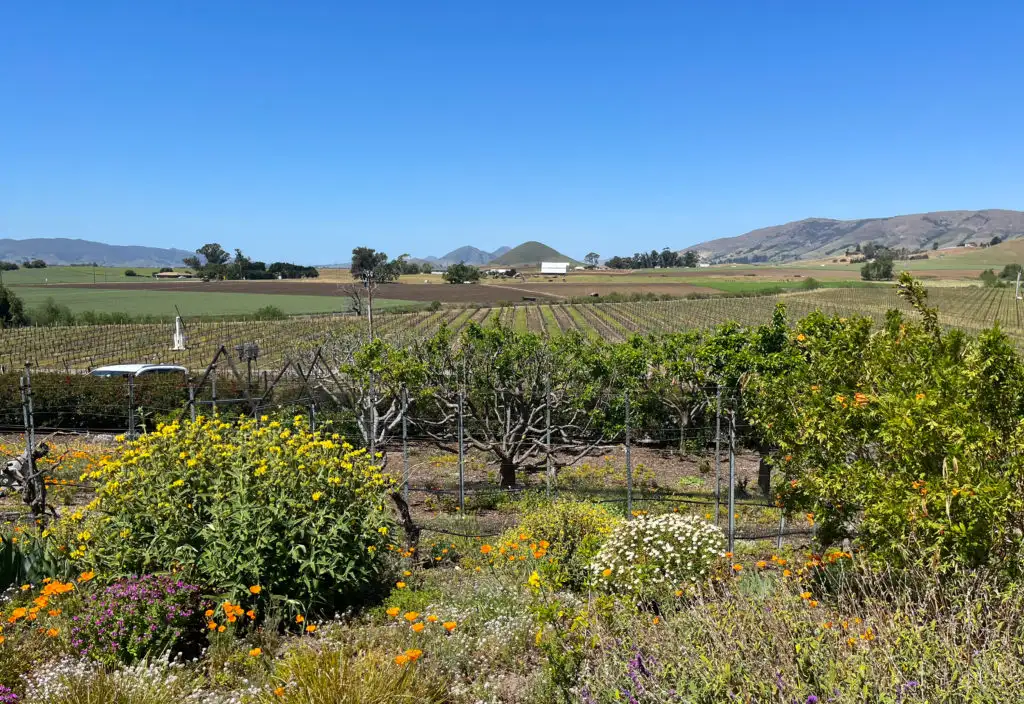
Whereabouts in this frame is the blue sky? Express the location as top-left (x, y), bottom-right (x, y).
top-left (2, 1), bottom-right (1024, 263)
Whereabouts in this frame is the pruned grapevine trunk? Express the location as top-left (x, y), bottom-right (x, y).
top-left (2, 443), bottom-right (51, 517)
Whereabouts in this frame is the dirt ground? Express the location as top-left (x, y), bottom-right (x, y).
top-left (47, 280), bottom-right (722, 304)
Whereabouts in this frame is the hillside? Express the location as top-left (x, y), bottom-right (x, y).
top-left (488, 241), bottom-right (579, 267)
top-left (0, 238), bottom-right (194, 267)
top-left (692, 209), bottom-right (1024, 262)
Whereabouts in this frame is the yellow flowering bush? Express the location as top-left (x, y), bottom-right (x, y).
top-left (80, 415), bottom-right (396, 615)
top-left (498, 500), bottom-right (620, 590)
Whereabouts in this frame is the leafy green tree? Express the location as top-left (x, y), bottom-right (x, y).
top-left (745, 273), bottom-right (1024, 575)
top-left (682, 251), bottom-right (700, 268)
top-left (999, 263), bottom-right (1023, 280)
top-left (443, 262), bottom-right (481, 284)
top-left (183, 243), bottom-right (231, 280)
top-left (979, 269), bottom-right (999, 287)
top-left (0, 285), bottom-right (27, 328)
top-left (860, 252), bottom-right (895, 281)
top-left (584, 252), bottom-right (600, 267)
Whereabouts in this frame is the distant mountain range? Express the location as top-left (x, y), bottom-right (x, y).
top-left (0, 238), bottom-right (193, 267)
top-left (691, 209), bottom-right (1024, 262)
top-left (421, 245), bottom-right (512, 267)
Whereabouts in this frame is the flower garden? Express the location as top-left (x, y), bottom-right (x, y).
top-left (2, 274), bottom-right (1024, 703)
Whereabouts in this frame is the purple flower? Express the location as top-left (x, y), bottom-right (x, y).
top-left (806, 697), bottom-right (819, 704)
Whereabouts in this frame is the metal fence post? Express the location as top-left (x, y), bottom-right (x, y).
top-left (625, 388), bottom-right (632, 518)
top-left (457, 387), bottom-right (465, 514)
top-left (728, 408), bottom-right (736, 554)
top-left (309, 399), bottom-right (316, 432)
top-left (188, 378), bottom-right (197, 422)
top-left (545, 372), bottom-right (552, 498)
top-left (211, 364), bottom-right (218, 415)
top-left (401, 384), bottom-right (410, 504)
top-left (368, 374), bottom-right (377, 460)
top-left (127, 375), bottom-right (136, 439)
top-left (714, 384), bottom-right (721, 527)
top-left (777, 513), bottom-right (786, 550)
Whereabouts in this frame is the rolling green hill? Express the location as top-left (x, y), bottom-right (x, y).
top-left (488, 241), bottom-right (579, 268)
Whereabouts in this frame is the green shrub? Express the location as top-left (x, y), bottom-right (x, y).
top-left (499, 500), bottom-right (619, 589)
top-left (80, 415), bottom-right (397, 615)
top-left (590, 513), bottom-right (724, 599)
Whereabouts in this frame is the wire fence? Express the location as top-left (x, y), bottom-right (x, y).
top-left (0, 346), bottom-right (814, 550)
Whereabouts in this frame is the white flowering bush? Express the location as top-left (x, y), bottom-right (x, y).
top-left (590, 513), bottom-right (725, 597)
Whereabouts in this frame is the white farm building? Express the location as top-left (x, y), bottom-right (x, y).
top-left (540, 262), bottom-right (569, 274)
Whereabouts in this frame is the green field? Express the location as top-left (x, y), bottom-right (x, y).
top-left (0, 266), bottom-right (175, 285)
top-left (8, 286), bottom-right (418, 317)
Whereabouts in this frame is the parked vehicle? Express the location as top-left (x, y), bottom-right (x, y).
top-left (89, 364), bottom-right (188, 378)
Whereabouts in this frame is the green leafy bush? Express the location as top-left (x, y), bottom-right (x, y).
top-left (748, 273), bottom-right (1024, 576)
top-left (590, 513), bottom-right (724, 598)
top-left (499, 500), bottom-right (619, 589)
top-left (79, 416), bottom-right (397, 615)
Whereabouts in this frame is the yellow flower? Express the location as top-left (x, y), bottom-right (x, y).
top-left (602, 568), bottom-right (612, 578)
top-left (411, 622), bottom-right (425, 632)
top-left (218, 625), bottom-right (226, 632)
top-left (405, 648), bottom-right (422, 661)
top-left (800, 591), bottom-right (812, 600)
top-left (305, 624), bottom-right (317, 633)
top-left (249, 585), bottom-right (262, 595)
top-left (732, 564), bottom-right (743, 572)
top-left (396, 581), bottom-right (406, 589)
top-left (403, 570), bottom-right (412, 577)
top-left (249, 648), bottom-right (262, 657)
top-left (46, 628), bottom-right (59, 637)
top-left (273, 687), bottom-right (285, 697)
top-left (404, 611), bottom-right (419, 622)
top-left (295, 615), bottom-right (305, 624)
top-left (394, 654), bottom-right (411, 666)
top-left (426, 615), bottom-right (438, 623)
top-left (312, 492), bottom-right (322, 501)
top-left (443, 621), bottom-right (457, 632)
top-left (386, 607), bottom-right (400, 618)
top-left (480, 544), bottom-right (493, 554)
top-left (527, 571), bottom-right (541, 589)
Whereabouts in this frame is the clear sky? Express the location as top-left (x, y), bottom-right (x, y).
top-left (2, 1), bottom-right (1024, 263)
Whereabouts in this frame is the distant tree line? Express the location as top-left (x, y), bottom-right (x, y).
top-left (184, 243), bottom-right (319, 281)
top-left (605, 248), bottom-right (700, 270)
top-left (1, 259), bottom-right (47, 270)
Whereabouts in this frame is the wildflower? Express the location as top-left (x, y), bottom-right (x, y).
top-left (218, 625), bottom-right (226, 632)
top-left (205, 609), bottom-right (215, 618)
top-left (295, 615), bottom-right (305, 624)
top-left (394, 654), bottom-right (411, 666)
top-left (404, 612), bottom-right (420, 622)
top-left (208, 622), bottom-right (217, 630)
top-left (732, 564), bottom-right (743, 572)
top-left (527, 571), bottom-right (541, 589)
top-left (249, 585), bottom-right (262, 595)
top-left (396, 581), bottom-right (407, 589)
top-left (249, 648), bottom-right (262, 657)
top-left (480, 544), bottom-right (493, 554)
top-left (305, 624), bottom-right (317, 633)
top-left (386, 607), bottom-right (400, 618)
top-left (46, 628), bottom-right (59, 637)
top-left (412, 622), bottom-right (425, 633)
top-left (405, 648), bottom-right (423, 661)
top-left (403, 570), bottom-right (412, 577)
top-left (312, 492), bottom-right (322, 501)
top-left (602, 568), bottom-right (612, 578)
top-left (78, 571), bottom-right (95, 583)
top-left (652, 616), bottom-right (660, 625)
top-left (427, 615), bottom-right (438, 623)
top-left (809, 600), bottom-right (818, 608)
top-left (797, 333), bottom-right (806, 341)
top-left (274, 687), bottom-right (285, 697)
top-left (444, 621), bottom-right (457, 632)
top-left (247, 609), bottom-right (257, 619)
top-left (756, 561), bottom-right (767, 569)
top-left (801, 592), bottom-right (812, 599)
top-left (783, 569), bottom-right (792, 577)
